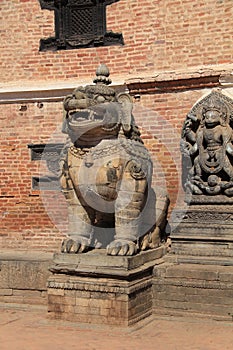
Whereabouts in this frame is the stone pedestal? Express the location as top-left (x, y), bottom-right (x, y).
top-left (171, 203), bottom-right (233, 263)
top-left (158, 203), bottom-right (233, 319)
top-left (47, 246), bottom-right (167, 326)
top-left (153, 262), bottom-right (233, 320)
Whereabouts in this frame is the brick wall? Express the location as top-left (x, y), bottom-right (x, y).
top-left (1, 85), bottom-right (230, 251)
top-left (0, 0), bottom-right (233, 84)
top-left (0, 0), bottom-right (233, 250)
top-left (0, 101), bottom-right (68, 250)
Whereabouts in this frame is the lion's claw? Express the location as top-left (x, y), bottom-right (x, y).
top-left (106, 240), bottom-right (138, 256)
top-left (61, 237), bottom-right (90, 254)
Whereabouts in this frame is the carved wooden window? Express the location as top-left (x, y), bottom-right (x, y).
top-left (39, 0), bottom-right (123, 51)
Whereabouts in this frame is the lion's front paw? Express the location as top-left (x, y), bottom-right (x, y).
top-left (106, 240), bottom-right (138, 256)
top-left (61, 237), bottom-right (90, 254)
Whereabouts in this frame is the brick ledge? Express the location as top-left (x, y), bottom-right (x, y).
top-left (0, 64), bottom-right (232, 103)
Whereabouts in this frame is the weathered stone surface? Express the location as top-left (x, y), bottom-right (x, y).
top-left (153, 263), bottom-right (233, 320)
top-left (164, 264), bottom-right (219, 280)
top-left (48, 247), bottom-right (165, 326)
top-left (48, 276), bottom-right (153, 326)
top-left (172, 89), bottom-right (233, 259)
top-left (0, 289), bottom-right (12, 296)
top-left (50, 246), bottom-right (167, 277)
top-left (181, 89), bottom-right (233, 201)
top-left (0, 251), bottom-right (52, 305)
top-left (57, 64), bottom-right (170, 257)
top-left (171, 206), bottom-right (233, 259)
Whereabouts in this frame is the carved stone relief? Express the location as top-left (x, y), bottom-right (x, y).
top-left (181, 89), bottom-right (233, 202)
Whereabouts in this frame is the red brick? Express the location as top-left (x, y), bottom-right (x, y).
top-left (0, 0), bottom-right (233, 250)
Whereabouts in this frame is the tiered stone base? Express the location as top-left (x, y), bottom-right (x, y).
top-left (158, 203), bottom-right (233, 320)
top-left (153, 261), bottom-right (233, 320)
top-left (47, 246), bottom-right (167, 326)
top-left (171, 204), bottom-right (233, 261)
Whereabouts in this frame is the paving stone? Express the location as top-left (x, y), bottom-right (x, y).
top-left (0, 307), bottom-right (233, 350)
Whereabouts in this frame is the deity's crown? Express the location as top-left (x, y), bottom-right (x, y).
top-left (202, 94), bottom-right (227, 119)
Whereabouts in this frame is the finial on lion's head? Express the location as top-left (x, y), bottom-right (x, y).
top-left (93, 64), bottom-right (112, 86)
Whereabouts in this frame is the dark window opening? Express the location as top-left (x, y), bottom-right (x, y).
top-left (32, 176), bottom-right (60, 191)
top-left (38, 0), bottom-right (124, 51)
top-left (28, 143), bottom-right (64, 184)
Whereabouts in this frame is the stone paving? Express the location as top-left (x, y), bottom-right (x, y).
top-left (0, 306), bottom-right (233, 350)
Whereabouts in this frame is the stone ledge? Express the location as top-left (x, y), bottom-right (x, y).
top-left (1, 65), bottom-right (232, 103)
top-left (0, 250), bottom-right (53, 292)
top-left (126, 64), bottom-right (233, 84)
top-left (0, 250), bottom-right (53, 262)
top-left (126, 64), bottom-right (233, 94)
top-left (47, 274), bottom-right (152, 294)
top-left (166, 254), bottom-right (233, 266)
top-left (50, 246), bottom-right (167, 278)
top-left (153, 262), bottom-right (233, 320)
top-left (0, 81), bottom-right (125, 104)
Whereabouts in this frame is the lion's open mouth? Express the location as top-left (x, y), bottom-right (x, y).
top-left (69, 109), bottom-right (104, 124)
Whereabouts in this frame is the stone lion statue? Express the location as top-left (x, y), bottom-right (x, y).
top-left (59, 64), bottom-right (170, 256)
